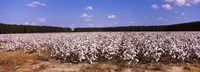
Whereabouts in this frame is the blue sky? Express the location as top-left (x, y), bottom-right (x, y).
top-left (0, 0), bottom-right (200, 28)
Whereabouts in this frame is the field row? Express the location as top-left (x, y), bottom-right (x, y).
top-left (0, 32), bottom-right (200, 64)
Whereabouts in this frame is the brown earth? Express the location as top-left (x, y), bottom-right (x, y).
top-left (0, 50), bottom-right (200, 72)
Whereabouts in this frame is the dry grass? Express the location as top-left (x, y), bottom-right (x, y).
top-left (0, 50), bottom-right (41, 72)
top-left (0, 50), bottom-right (200, 72)
top-left (80, 63), bottom-right (118, 72)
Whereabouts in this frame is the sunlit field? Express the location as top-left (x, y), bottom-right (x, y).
top-left (1, 32), bottom-right (200, 72)
top-left (1, 0), bottom-right (200, 71)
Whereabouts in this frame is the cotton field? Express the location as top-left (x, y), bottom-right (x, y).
top-left (0, 32), bottom-right (200, 64)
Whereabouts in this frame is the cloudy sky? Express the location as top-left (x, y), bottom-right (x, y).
top-left (0, 0), bottom-right (200, 28)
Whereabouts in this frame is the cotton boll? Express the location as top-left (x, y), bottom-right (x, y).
top-left (0, 32), bottom-right (200, 64)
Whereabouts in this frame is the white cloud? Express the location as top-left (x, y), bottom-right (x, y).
top-left (81, 13), bottom-right (93, 21)
top-left (192, 0), bottom-right (200, 4)
top-left (107, 15), bottom-right (116, 19)
top-left (157, 17), bottom-right (169, 21)
top-left (164, 19), bottom-right (169, 21)
top-left (165, 0), bottom-right (174, 2)
top-left (186, 3), bottom-right (192, 6)
top-left (22, 22), bottom-right (37, 25)
top-left (175, 11), bottom-right (178, 13)
top-left (175, 0), bottom-right (187, 6)
top-left (81, 13), bottom-right (92, 19)
top-left (24, 22), bottom-right (29, 25)
top-left (162, 4), bottom-right (173, 10)
top-left (27, 1), bottom-right (47, 7)
top-left (181, 12), bottom-right (185, 15)
top-left (151, 4), bottom-right (159, 9)
top-left (37, 18), bottom-right (47, 23)
top-left (175, 11), bottom-right (186, 16)
top-left (158, 17), bottom-right (164, 20)
top-left (165, 0), bottom-right (200, 6)
top-left (85, 6), bottom-right (93, 10)
top-left (165, 0), bottom-right (185, 6)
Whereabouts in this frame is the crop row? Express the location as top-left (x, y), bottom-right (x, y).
top-left (0, 32), bottom-right (200, 64)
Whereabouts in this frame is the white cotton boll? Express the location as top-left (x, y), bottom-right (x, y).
top-left (79, 55), bottom-right (85, 62)
top-left (0, 32), bottom-right (200, 64)
top-left (135, 59), bottom-right (139, 63)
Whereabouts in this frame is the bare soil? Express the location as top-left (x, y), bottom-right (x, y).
top-left (0, 50), bottom-right (200, 72)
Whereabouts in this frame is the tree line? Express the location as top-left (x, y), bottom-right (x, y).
top-left (0, 21), bottom-right (200, 34)
top-left (74, 21), bottom-right (200, 32)
top-left (0, 23), bottom-right (72, 34)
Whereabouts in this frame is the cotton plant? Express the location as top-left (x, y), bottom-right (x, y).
top-left (0, 32), bottom-right (200, 64)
